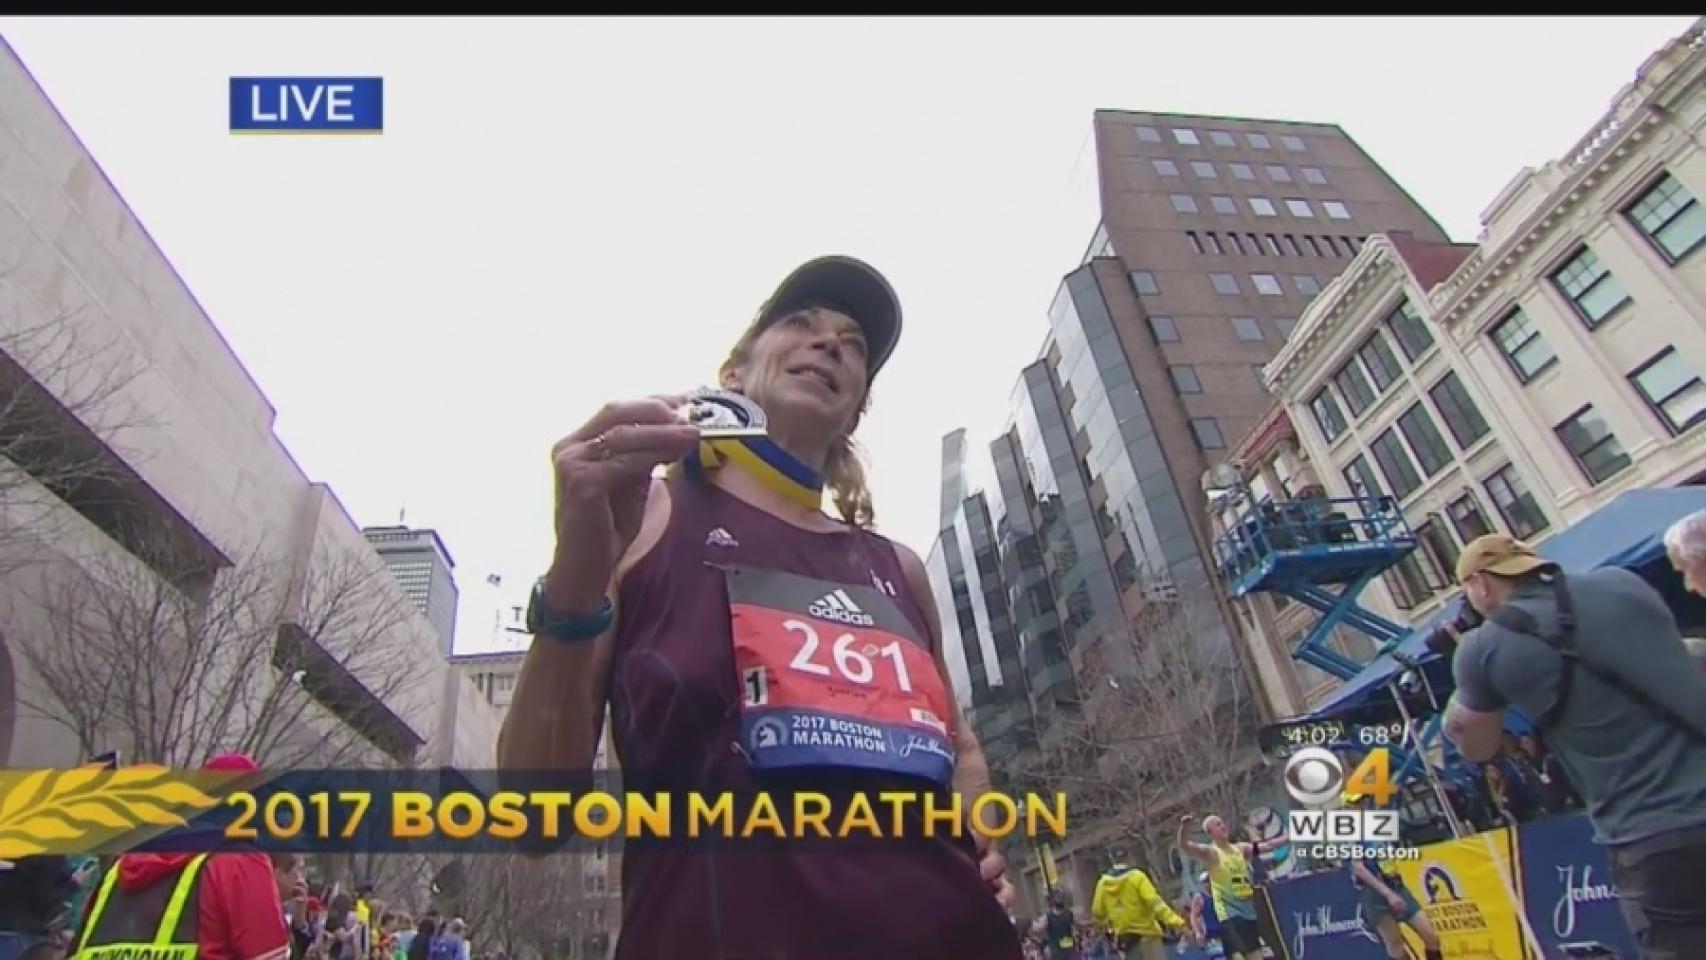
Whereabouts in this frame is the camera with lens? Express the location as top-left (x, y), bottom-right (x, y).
top-left (1424, 603), bottom-right (1484, 658)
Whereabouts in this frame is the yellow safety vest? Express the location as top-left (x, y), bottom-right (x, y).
top-left (74, 855), bottom-right (209, 960)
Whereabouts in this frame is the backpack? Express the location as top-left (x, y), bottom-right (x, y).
top-left (428, 936), bottom-right (459, 960)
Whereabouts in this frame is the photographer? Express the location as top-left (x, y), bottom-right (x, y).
top-left (1441, 534), bottom-right (1706, 959)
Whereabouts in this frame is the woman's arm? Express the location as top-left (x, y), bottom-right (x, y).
top-left (497, 479), bottom-right (672, 772)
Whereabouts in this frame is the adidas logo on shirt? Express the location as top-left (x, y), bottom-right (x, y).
top-left (807, 588), bottom-right (875, 627)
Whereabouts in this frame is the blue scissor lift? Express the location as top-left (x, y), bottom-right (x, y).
top-left (1213, 491), bottom-right (1453, 788)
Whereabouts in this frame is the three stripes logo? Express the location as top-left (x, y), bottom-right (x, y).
top-left (807, 588), bottom-right (875, 627)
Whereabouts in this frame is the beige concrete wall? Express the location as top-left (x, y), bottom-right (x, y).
top-left (0, 39), bottom-right (497, 768)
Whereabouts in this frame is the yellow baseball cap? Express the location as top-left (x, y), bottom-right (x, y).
top-left (1454, 533), bottom-right (1554, 585)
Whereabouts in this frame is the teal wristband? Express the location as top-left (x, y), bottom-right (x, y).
top-left (526, 583), bottom-right (613, 643)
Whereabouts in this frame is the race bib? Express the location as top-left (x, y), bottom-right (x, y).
top-left (1058, 936), bottom-right (1075, 948)
top-left (725, 565), bottom-right (957, 784)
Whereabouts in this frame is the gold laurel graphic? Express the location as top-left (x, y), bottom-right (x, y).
top-left (0, 765), bottom-right (219, 859)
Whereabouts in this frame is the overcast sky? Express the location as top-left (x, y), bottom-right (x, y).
top-left (0, 16), bottom-right (1695, 662)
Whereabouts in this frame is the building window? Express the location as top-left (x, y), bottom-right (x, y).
top-left (1555, 405), bottom-right (1632, 485)
top-left (1275, 317), bottom-right (1298, 339)
top-left (1344, 453), bottom-right (1383, 498)
top-left (1447, 493), bottom-right (1493, 543)
top-left (1148, 315), bottom-right (1180, 343)
top-left (1324, 236), bottom-right (1343, 256)
top-left (1264, 234), bottom-right (1283, 256)
top-left (1173, 128), bottom-right (1200, 145)
top-left (1397, 403), bottom-right (1452, 478)
top-left (1186, 231), bottom-right (1204, 254)
top-left (1152, 158), bottom-right (1180, 177)
top-left (1302, 166), bottom-right (1328, 185)
top-left (1311, 388), bottom-right (1347, 442)
top-left (1191, 418), bottom-right (1226, 449)
top-left (1357, 331), bottom-right (1403, 394)
top-left (1625, 172), bottom-right (1706, 263)
top-left (1209, 130), bottom-right (1236, 147)
top-left (1191, 160), bottom-right (1218, 179)
top-left (1630, 347), bottom-right (1706, 435)
top-left (1169, 364), bottom-right (1203, 394)
top-left (1371, 427), bottom-right (1422, 499)
top-left (1247, 132), bottom-right (1272, 149)
top-left (1135, 125), bottom-right (1163, 143)
top-left (1210, 195), bottom-right (1237, 214)
top-left (1265, 164), bottom-right (1292, 183)
top-left (1551, 246), bottom-right (1630, 328)
top-left (1293, 274), bottom-right (1321, 297)
top-left (1303, 236), bottom-right (1323, 257)
top-left (1284, 234), bottom-right (1303, 257)
top-left (1230, 163), bottom-right (1256, 181)
top-left (1129, 270), bottom-right (1159, 295)
top-left (1415, 519), bottom-right (1460, 589)
top-left (1206, 232), bottom-right (1225, 255)
top-left (1251, 273), bottom-right (1283, 297)
top-left (1281, 134), bottom-right (1307, 152)
top-left (1385, 299), bottom-right (1434, 360)
top-left (1285, 198), bottom-right (1314, 218)
top-left (1210, 272), bottom-right (1241, 296)
top-left (1490, 307), bottom-right (1557, 383)
top-left (1323, 200), bottom-right (1352, 220)
top-left (1171, 194), bottom-right (1199, 214)
top-left (1428, 372), bottom-right (1489, 449)
top-left (1249, 197), bottom-right (1278, 217)
top-left (1484, 464), bottom-right (1548, 538)
top-left (1231, 317), bottom-right (1264, 341)
top-left (1334, 359), bottom-right (1377, 417)
top-left (1221, 232), bottom-right (1240, 255)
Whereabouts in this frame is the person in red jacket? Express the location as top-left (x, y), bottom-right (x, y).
top-left (75, 753), bottom-right (290, 960)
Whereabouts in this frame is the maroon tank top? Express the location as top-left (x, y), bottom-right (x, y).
top-left (607, 472), bottom-right (1023, 960)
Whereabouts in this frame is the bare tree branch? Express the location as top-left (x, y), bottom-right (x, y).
top-left (1006, 589), bottom-right (1266, 884)
top-left (11, 534), bottom-right (431, 769)
top-left (0, 269), bottom-right (153, 575)
top-left (448, 851), bottom-right (612, 960)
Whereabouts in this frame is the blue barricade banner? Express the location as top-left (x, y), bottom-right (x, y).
top-left (1262, 868), bottom-right (1389, 959)
top-left (1516, 813), bottom-right (1638, 959)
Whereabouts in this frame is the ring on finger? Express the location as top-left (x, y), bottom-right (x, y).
top-left (588, 434), bottom-right (612, 460)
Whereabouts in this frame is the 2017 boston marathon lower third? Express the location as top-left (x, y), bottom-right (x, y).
top-left (0, 768), bottom-right (1067, 857)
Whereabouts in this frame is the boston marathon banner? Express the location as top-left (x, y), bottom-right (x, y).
top-left (1515, 813), bottom-right (1638, 959)
top-left (1392, 826), bottom-right (1528, 959)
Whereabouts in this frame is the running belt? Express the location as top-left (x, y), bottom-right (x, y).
top-left (679, 389), bottom-right (825, 511)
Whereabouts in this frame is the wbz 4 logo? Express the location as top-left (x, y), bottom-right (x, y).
top-left (1284, 746), bottom-right (1402, 845)
top-left (808, 589), bottom-right (875, 627)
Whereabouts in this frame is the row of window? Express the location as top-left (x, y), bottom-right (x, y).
top-left (1130, 268), bottom-right (1325, 300)
top-left (1169, 361), bottom-right (1271, 396)
top-left (1186, 230), bottom-right (1366, 259)
top-left (1135, 124), bottom-right (1309, 154)
top-left (1146, 314), bottom-right (1297, 345)
top-left (1148, 156), bottom-right (1328, 185)
top-left (1384, 469), bottom-right (1548, 611)
top-left (1165, 190), bottom-right (1353, 221)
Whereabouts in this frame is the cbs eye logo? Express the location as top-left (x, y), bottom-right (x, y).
top-left (1283, 747), bottom-right (1345, 806)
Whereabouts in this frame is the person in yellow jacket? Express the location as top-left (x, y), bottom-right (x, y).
top-left (1089, 847), bottom-right (1190, 960)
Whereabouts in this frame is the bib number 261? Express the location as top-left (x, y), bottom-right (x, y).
top-left (782, 618), bottom-right (913, 691)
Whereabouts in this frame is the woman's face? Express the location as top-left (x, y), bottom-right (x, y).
top-left (725, 306), bottom-right (869, 440)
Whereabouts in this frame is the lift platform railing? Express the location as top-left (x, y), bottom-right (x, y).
top-left (1213, 493), bottom-right (1415, 585)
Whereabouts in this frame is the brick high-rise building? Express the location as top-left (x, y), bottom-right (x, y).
top-left (962, 112), bottom-right (1451, 902)
top-left (995, 112), bottom-right (1449, 711)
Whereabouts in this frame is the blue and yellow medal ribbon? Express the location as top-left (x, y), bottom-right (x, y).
top-left (685, 434), bottom-right (824, 511)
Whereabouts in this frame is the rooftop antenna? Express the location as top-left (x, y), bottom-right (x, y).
top-left (398, 508), bottom-right (406, 526)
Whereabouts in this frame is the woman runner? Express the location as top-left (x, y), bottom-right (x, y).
top-left (499, 256), bottom-right (1020, 959)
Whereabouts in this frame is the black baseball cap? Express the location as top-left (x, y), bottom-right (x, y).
top-left (750, 256), bottom-right (903, 377)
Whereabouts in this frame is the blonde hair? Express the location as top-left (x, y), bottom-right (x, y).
top-left (723, 306), bottom-right (876, 528)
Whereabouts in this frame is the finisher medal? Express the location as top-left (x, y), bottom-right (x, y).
top-left (681, 387), bottom-right (769, 438)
